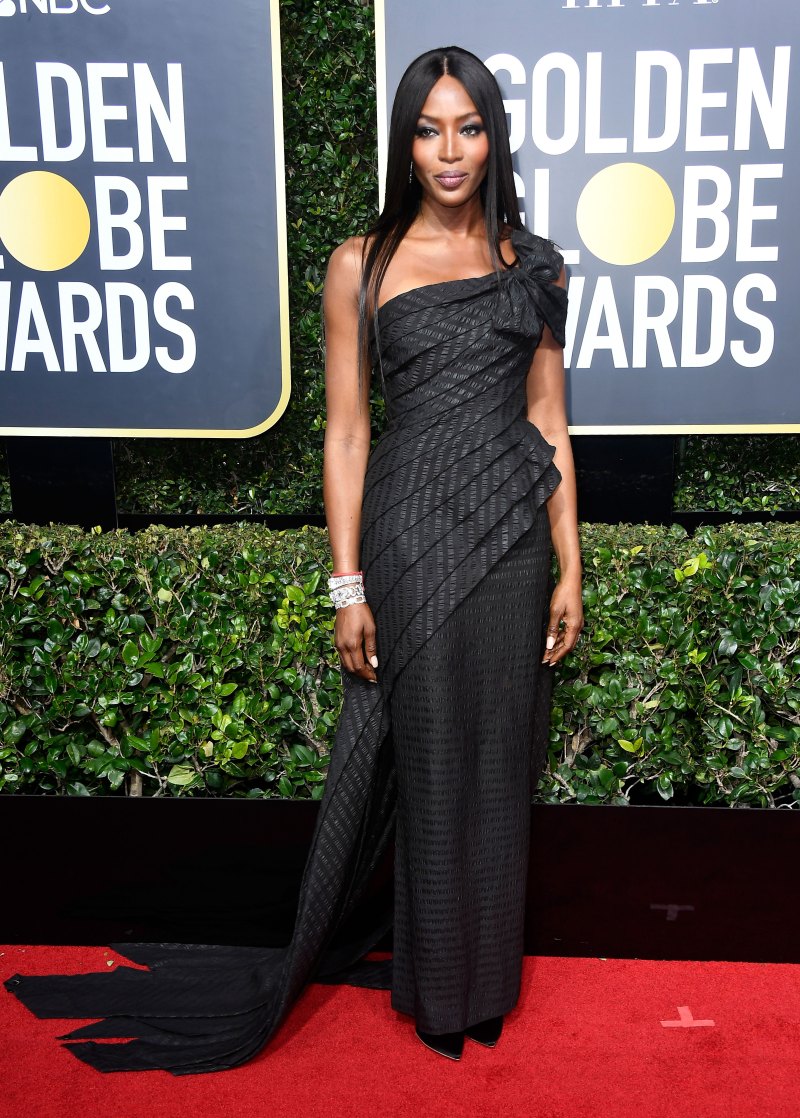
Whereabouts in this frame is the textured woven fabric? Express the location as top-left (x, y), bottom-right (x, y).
top-left (391, 509), bottom-right (555, 1031)
top-left (3, 227), bottom-right (567, 1073)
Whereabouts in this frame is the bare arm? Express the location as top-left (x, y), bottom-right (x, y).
top-left (525, 265), bottom-right (584, 666)
top-left (322, 237), bottom-right (379, 683)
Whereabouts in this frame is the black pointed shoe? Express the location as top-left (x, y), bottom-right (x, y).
top-left (464, 1014), bottom-right (504, 1047)
top-left (415, 1025), bottom-right (465, 1060)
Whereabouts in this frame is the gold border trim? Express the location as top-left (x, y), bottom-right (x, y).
top-left (375, 0), bottom-right (388, 211)
top-left (371, 7), bottom-right (798, 436)
top-left (1, 0), bottom-right (291, 440)
top-left (567, 424), bottom-right (800, 434)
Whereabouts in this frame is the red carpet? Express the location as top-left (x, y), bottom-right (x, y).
top-left (1, 945), bottom-right (798, 1118)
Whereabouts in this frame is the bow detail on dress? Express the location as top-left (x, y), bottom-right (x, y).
top-left (491, 231), bottom-right (568, 348)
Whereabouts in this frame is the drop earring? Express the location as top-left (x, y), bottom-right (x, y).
top-left (409, 160), bottom-right (414, 184)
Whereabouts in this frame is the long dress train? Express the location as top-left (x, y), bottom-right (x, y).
top-left (4, 226), bottom-right (568, 1073)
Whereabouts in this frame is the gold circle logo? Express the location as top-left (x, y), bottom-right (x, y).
top-left (576, 163), bottom-right (675, 266)
top-left (0, 171), bottom-right (91, 271)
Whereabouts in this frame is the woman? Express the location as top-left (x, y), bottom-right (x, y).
top-left (3, 45), bottom-right (582, 1074)
top-left (323, 45), bottom-right (583, 1060)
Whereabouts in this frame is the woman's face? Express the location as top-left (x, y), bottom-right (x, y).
top-left (411, 75), bottom-right (490, 207)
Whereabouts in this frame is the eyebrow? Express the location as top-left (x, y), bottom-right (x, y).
top-left (416, 111), bottom-right (483, 122)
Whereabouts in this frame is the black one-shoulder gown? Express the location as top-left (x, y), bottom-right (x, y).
top-left (4, 227), bottom-right (568, 1073)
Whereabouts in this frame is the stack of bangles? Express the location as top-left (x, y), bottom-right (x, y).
top-left (328, 570), bottom-right (366, 610)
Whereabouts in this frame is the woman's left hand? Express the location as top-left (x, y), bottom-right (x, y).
top-left (542, 574), bottom-right (584, 667)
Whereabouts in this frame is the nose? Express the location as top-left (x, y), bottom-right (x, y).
top-left (438, 128), bottom-right (462, 164)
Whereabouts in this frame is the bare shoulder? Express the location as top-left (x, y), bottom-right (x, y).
top-left (325, 234), bottom-right (369, 304)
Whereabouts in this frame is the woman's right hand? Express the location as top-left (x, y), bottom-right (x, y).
top-left (334, 602), bottom-right (379, 683)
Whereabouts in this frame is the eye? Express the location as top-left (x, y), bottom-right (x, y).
top-left (461, 123), bottom-right (484, 136)
top-left (414, 126), bottom-right (437, 138)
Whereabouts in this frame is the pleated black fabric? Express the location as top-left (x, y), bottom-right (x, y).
top-left (4, 227), bottom-right (567, 1074)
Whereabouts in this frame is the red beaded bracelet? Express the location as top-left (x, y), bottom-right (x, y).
top-left (332, 570), bottom-right (362, 576)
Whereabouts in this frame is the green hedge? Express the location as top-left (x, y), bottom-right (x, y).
top-left (674, 435), bottom-right (800, 515)
top-left (1, 519), bottom-right (797, 807)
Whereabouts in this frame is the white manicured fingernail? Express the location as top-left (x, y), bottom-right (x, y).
top-left (546, 636), bottom-right (555, 649)
top-left (370, 655), bottom-right (379, 667)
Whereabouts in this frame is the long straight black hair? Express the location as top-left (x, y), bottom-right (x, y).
top-left (357, 45), bottom-right (523, 390)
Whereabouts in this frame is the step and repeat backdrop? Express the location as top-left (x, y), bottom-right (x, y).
top-left (0, 0), bottom-right (289, 437)
top-left (376, 0), bottom-right (798, 432)
top-left (1, 1), bottom-right (796, 437)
